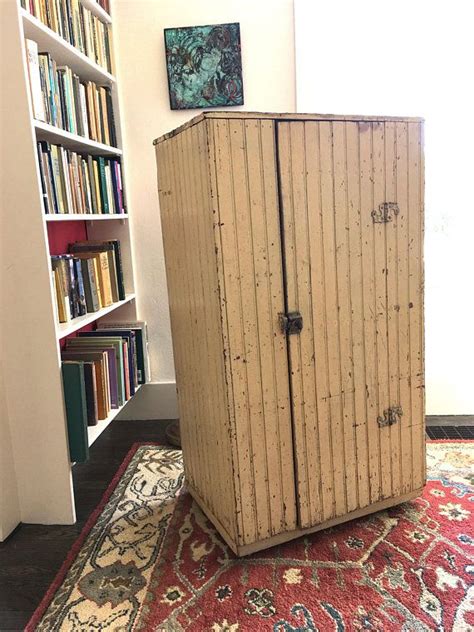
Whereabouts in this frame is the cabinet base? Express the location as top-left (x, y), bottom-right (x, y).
top-left (188, 483), bottom-right (423, 557)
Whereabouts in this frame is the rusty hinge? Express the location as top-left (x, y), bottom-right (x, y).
top-left (372, 202), bottom-right (399, 223)
top-left (378, 406), bottom-right (403, 428)
top-left (279, 311), bottom-right (303, 335)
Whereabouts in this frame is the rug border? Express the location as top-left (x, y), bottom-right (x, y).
top-left (24, 438), bottom-right (471, 630)
top-left (25, 441), bottom-right (161, 632)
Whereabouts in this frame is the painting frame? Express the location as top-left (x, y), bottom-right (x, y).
top-left (164, 22), bottom-right (244, 111)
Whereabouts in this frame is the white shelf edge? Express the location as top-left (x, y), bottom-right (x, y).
top-left (34, 120), bottom-right (122, 155)
top-left (57, 294), bottom-right (136, 339)
top-left (80, 0), bottom-right (112, 24)
top-left (21, 9), bottom-right (115, 83)
top-left (45, 213), bottom-right (128, 221)
top-left (87, 384), bottom-right (142, 447)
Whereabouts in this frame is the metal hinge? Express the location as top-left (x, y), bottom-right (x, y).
top-left (279, 311), bottom-right (303, 335)
top-left (372, 202), bottom-right (399, 223)
top-left (378, 406), bottom-right (403, 428)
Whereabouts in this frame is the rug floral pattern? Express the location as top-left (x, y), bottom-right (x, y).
top-left (30, 442), bottom-right (474, 631)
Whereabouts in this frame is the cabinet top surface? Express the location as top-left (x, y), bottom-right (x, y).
top-left (153, 111), bottom-right (424, 144)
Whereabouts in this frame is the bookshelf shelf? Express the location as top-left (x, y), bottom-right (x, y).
top-left (21, 9), bottom-right (115, 84)
top-left (80, 0), bottom-right (111, 25)
top-left (57, 294), bottom-right (136, 339)
top-left (87, 385), bottom-right (142, 447)
top-left (45, 213), bottom-right (129, 221)
top-left (34, 120), bottom-right (122, 155)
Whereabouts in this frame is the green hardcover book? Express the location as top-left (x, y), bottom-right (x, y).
top-left (97, 156), bottom-right (109, 213)
top-left (61, 361), bottom-right (89, 463)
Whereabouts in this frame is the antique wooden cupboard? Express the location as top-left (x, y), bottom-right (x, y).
top-left (154, 112), bottom-right (425, 556)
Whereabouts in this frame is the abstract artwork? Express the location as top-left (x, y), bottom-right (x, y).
top-left (164, 23), bottom-right (243, 110)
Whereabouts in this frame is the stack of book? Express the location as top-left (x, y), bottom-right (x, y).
top-left (51, 239), bottom-right (125, 323)
top-left (38, 141), bottom-right (125, 214)
top-left (21, 0), bottom-right (113, 73)
top-left (26, 40), bottom-right (116, 145)
top-left (61, 322), bottom-right (148, 462)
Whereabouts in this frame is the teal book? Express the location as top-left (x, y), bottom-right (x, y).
top-left (61, 361), bottom-right (89, 463)
top-left (98, 157), bottom-right (109, 213)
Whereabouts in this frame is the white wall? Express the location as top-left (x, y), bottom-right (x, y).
top-left (295, 0), bottom-right (474, 414)
top-left (113, 0), bottom-right (296, 415)
top-left (0, 366), bottom-right (20, 541)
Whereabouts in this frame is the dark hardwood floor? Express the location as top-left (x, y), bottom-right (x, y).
top-left (0, 416), bottom-right (472, 631)
top-left (0, 419), bottom-right (172, 632)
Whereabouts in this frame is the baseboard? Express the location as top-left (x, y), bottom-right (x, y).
top-left (116, 382), bottom-right (178, 420)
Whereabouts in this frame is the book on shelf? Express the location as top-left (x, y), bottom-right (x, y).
top-left (78, 330), bottom-right (138, 396)
top-left (22, 0), bottom-right (113, 74)
top-left (62, 350), bottom-right (109, 420)
top-left (97, 320), bottom-right (150, 384)
top-left (60, 326), bottom-right (140, 433)
top-left (25, 39), bottom-right (46, 122)
top-left (37, 141), bottom-right (126, 214)
top-left (26, 47), bottom-right (117, 145)
top-left (61, 361), bottom-right (89, 462)
top-left (50, 239), bottom-right (125, 323)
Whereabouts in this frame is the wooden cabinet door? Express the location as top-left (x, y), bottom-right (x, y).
top-left (277, 120), bottom-right (424, 529)
top-left (209, 117), bottom-right (298, 545)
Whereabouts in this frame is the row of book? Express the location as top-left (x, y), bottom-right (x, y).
top-left (26, 40), bottom-right (116, 146)
top-left (52, 240), bottom-right (125, 323)
top-left (21, 0), bottom-right (113, 73)
top-left (62, 322), bottom-right (150, 462)
top-left (38, 141), bottom-right (125, 214)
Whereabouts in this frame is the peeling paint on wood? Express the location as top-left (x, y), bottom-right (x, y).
top-left (155, 113), bottom-right (425, 556)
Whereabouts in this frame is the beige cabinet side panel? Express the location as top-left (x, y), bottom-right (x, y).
top-left (207, 118), bottom-right (297, 546)
top-left (155, 122), bottom-right (238, 543)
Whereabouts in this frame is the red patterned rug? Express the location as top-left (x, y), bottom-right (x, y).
top-left (27, 441), bottom-right (473, 631)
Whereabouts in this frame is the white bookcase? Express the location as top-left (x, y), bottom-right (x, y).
top-left (1, 0), bottom-right (140, 527)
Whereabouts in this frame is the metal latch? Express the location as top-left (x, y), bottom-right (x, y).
top-left (279, 311), bottom-right (303, 335)
top-left (372, 202), bottom-right (399, 223)
top-left (378, 406), bottom-right (403, 428)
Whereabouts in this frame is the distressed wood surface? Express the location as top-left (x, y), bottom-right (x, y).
top-left (155, 113), bottom-right (425, 554)
top-left (154, 112), bottom-right (424, 145)
top-left (208, 118), bottom-right (297, 546)
top-left (155, 123), bottom-right (238, 541)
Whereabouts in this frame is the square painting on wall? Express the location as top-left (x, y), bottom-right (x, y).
top-left (164, 23), bottom-right (243, 110)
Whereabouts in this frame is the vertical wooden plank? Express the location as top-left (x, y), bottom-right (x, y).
top-left (174, 130), bottom-right (212, 505)
top-left (289, 122), bottom-right (323, 527)
top-left (212, 118), bottom-right (258, 545)
top-left (206, 119), bottom-right (244, 541)
top-left (259, 120), bottom-right (297, 532)
top-left (395, 122), bottom-right (413, 495)
top-left (277, 121), bottom-right (311, 527)
top-left (185, 124), bottom-right (229, 529)
top-left (304, 122), bottom-right (334, 522)
top-left (359, 122), bottom-right (381, 504)
top-left (384, 121), bottom-right (402, 497)
top-left (345, 122), bottom-right (370, 509)
top-left (228, 118), bottom-right (271, 541)
top-left (419, 122), bottom-right (426, 486)
top-left (318, 121), bottom-right (346, 517)
top-left (244, 119), bottom-right (281, 535)
top-left (332, 122), bottom-right (358, 513)
top-left (408, 121), bottom-right (425, 490)
top-left (372, 122), bottom-right (392, 500)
